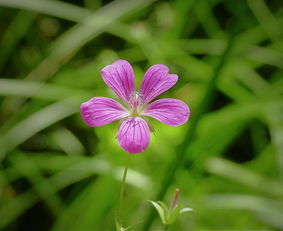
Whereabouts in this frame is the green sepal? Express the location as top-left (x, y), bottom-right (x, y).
top-left (149, 200), bottom-right (193, 225)
top-left (148, 200), bottom-right (168, 224)
top-left (180, 207), bottom-right (193, 214)
top-left (167, 205), bottom-right (181, 224)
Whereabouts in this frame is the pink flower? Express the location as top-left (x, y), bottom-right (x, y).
top-left (80, 60), bottom-right (190, 154)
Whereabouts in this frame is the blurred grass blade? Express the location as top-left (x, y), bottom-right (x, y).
top-left (9, 153), bottom-right (64, 216)
top-left (0, 189), bottom-right (38, 230)
top-left (0, 0), bottom-right (92, 22)
top-left (179, 39), bottom-right (226, 55)
top-left (248, 0), bottom-right (283, 41)
top-left (0, 11), bottom-right (36, 70)
top-left (0, 100), bottom-right (78, 159)
top-left (2, 154), bottom-right (150, 191)
top-left (205, 194), bottom-right (283, 229)
top-left (0, 78), bottom-right (92, 100)
top-left (51, 177), bottom-right (119, 231)
top-left (206, 157), bottom-right (283, 196)
top-left (170, 0), bottom-right (197, 38)
top-left (264, 102), bottom-right (283, 177)
top-left (50, 128), bottom-right (85, 156)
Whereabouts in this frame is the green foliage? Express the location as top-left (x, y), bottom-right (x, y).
top-left (149, 200), bottom-right (192, 225)
top-left (0, 0), bottom-right (283, 230)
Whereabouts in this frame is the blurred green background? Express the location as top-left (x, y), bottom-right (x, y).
top-left (0, 0), bottom-right (283, 230)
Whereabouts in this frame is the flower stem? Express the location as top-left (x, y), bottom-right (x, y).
top-left (116, 155), bottom-right (130, 230)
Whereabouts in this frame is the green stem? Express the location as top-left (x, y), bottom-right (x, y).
top-left (164, 225), bottom-right (169, 231)
top-left (116, 155), bottom-right (130, 230)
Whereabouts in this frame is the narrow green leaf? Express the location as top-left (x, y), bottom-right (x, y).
top-left (148, 200), bottom-right (167, 224)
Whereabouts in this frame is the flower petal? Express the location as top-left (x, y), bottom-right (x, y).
top-left (118, 117), bottom-right (150, 154)
top-left (143, 98), bottom-right (190, 126)
top-left (139, 64), bottom-right (178, 103)
top-left (80, 97), bottom-right (129, 127)
top-left (101, 60), bottom-right (135, 103)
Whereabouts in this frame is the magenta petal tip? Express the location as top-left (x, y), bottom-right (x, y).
top-left (118, 117), bottom-right (150, 154)
top-left (80, 97), bottom-right (128, 127)
top-left (143, 98), bottom-right (190, 126)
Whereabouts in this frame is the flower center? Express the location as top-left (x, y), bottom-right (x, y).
top-left (129, 92), bottom-right (144, 117)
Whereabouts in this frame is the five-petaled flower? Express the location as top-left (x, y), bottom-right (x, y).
top-left (80, 60), bottom-right (190, 154)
